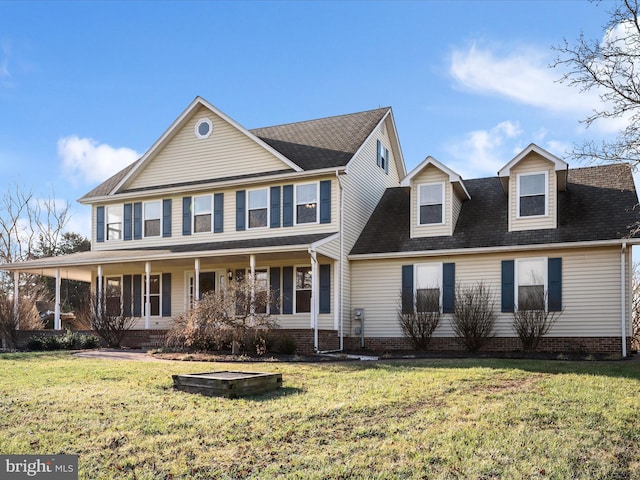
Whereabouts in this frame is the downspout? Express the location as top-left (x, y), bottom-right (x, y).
top-left (309, 247), bottom-right (319, 352)
top-left (621, 242), bottom-right (628, 357)
top-left (336, 169), bottom-right (344, 352)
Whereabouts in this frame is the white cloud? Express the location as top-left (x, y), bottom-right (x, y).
top-left (446, 120), bottom-right (523, 178)
top-left (58, 136), bottom-right (139, 186)
top-left (450, 43), bottom-right (596, 116)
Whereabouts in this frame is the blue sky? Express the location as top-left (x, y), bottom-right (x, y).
top-left (0, 1), bottom-right (618, 236)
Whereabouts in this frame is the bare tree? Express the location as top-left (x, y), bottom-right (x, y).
top-left (554, 0), bottom-right (640, 167)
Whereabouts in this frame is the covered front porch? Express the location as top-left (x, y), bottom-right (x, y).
top-left (1, 233), bottom-right (344, 352)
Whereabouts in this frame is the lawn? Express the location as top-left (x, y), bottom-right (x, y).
top-left (1, 352), bottom-right (639, 479)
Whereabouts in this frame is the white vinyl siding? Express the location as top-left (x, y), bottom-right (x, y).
top-left (127, 105), bottom-right (291, 191)
top-left (351, 246), bottom-right (627, 338)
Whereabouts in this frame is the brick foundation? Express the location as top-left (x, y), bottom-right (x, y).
top-left (11, 329), bottom-right (632, 356)
top-left (349, 335), bottom-right (632, 355)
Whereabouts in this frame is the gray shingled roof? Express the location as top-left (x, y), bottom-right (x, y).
top-left (250, 107), bottom-right (389, 170)
top-left (351, 163), bottom-right (640, 255)
top-left (80, 107), bottom-right (389, 201)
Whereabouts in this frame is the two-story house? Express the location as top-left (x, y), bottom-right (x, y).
top-left (3, 98), bottom-right (638, 355)
top-left (350, 144), bottom-right (639, 355)
top-left (4, 97), bottom-right (404, 352)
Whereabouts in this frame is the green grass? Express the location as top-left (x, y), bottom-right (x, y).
top-left (1, 352), bottom-right (639, 479)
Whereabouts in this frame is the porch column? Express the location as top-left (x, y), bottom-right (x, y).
top-left (13, 270), bottom-right (19, 329)
top-left (54, 268), bottom-right (61, 330)
top-left (309, 248), bottom-right (319, 351)
top-left (97, 265), bottom-right (103, 315)
top-left (249, 254), bottom-right (256, 315)
top-left (145, 262), bottom-right (151, 329)
top-left (194, 258), bottom-right (200, 301)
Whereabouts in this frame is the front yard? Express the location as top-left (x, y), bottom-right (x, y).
top-left (1, 352), bottom-right (639, 479)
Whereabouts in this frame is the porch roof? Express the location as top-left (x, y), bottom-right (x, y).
top-left (0, 233), bottom-right (337, 282)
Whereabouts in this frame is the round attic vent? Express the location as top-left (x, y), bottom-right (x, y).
top-left (195, 118), bottom-right (213, 139)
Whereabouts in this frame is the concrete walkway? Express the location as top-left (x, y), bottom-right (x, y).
top-left (74, 349), bottom-right (166, 362)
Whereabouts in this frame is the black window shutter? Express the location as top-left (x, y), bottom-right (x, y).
top-left (442, 263), bottom-right (455, 314)
top-left (385, 148), bottom-right (390, 174)
top-left (282, 266), bottom-right (293, 314)
top-left (162, 199), bottom-right (172, 237)
top-left (501, 260), bottom-right (515, 313)
top-left (377, 140), bottom-right (382, 167)
top-left (269, 267), bottom-right (281, 314)
top-left (123, 203), bottom-right (132, 241)
top-left (123, 275), bottom-right (132, 317)
top-left (236, 190), bottom-right (246, 231)
top-left (133, 202), bottom-right (142, 240)
top-left (96, 206), bottom-right (105, 243)
top-left (401, 265), bottom-right (414, 314)
top-left (319, 264), bottom-right (331, 314)
top-left (319, 180), bottom-right (331, 224)
top-left (548, 257), bottom-right (562, 312)
top-left (214, 193), bottom-right (224, 233)
top-left (133, 274), bottom-right (142, 317)
top-left (162, 273), bottom-right (171, 317)
top-left (282, 185), bottom-right (293, 227)
top-left (182, 197), bottom-right (192, 236)
top-left (270, 186), bottom-right (281, 228)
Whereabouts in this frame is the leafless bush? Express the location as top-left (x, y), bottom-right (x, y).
top-left (398, 291), bottom-right (441, 350)
top-left (512, 289), bottom-right (561, 352)
top-left (165, 276), bottom-right (278, 355)
top-left (450, 282), bottom-right (496, 352)
top-left (90, 294), bottom-right (135, 348)
top-left (0, 293), bottom-right (44, 349)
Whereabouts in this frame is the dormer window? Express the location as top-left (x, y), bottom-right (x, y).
top-left (518, 172), bottom-right (547, 217)
top-left (418, 182), bottom-right (444, 225)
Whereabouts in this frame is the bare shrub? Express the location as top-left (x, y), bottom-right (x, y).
top-left (512, 288), bottom-right (561, 352)
top-left (450, 282), bottom-right (496, 352)
top-left (398, 290), bottom-right (441, 350)
top-left (166, 275), bottom-right (278, 355)
top-left (0, 293), bottom-right (44, 349)
top-left (90, 294), bottom-right (135, 348)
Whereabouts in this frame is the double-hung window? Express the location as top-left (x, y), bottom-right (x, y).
top-left (419, 183), bottom-right (444, 225)
top-left (295, 266), bottom-right (312, 313)
top-left (105, 277), bottom-right (122, 316)
top-left (144, 201), bottom-right (161, 237)
top-left (106, 206), bottom-right (122, 240)
top-left (516, 258), bottom-right (546, 310)
top-left (248, 189), bottom-right (268, 229)
top-left (518, 172), bottom-right (547, 217)
top-left (193, 195), bottom-right (212, 233)
top-left (415, 263), bottom-right (441, 312)
top-left (254, 269), bottom-right (269, 314)
top-left (296, 183), bottom-right (318, 224)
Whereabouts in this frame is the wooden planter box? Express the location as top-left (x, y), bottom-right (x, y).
top-left (172, 371), bottom-right (282, 398)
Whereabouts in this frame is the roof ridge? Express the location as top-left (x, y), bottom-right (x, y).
top-left (249, 106), bottom-right (390, 132)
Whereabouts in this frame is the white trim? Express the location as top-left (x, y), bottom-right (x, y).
top-left (348, 239), bottom-right (640, 261)
top-left (516, 171), bottom-right (548, 219)
top-left (79, 166), bottom-right (346, 204)
top-left (194, 117), bottom-right (213, 139)
top-left (246, 187), bottom-right (270, 230)
top-left (498, 143), bottom-right (568, 177)
top-left (142, 272), bottom-right (163, 318)
top-left (294, 264), bottom-right (313, 315)
top-left (294, 182), bottom-right (319, 226)
top-left (621, 243), bottom-right (627, 357)
top-left (142, 200), bottom-right (162, 238)
top-left (417, 182), bottom-right (445, 226)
